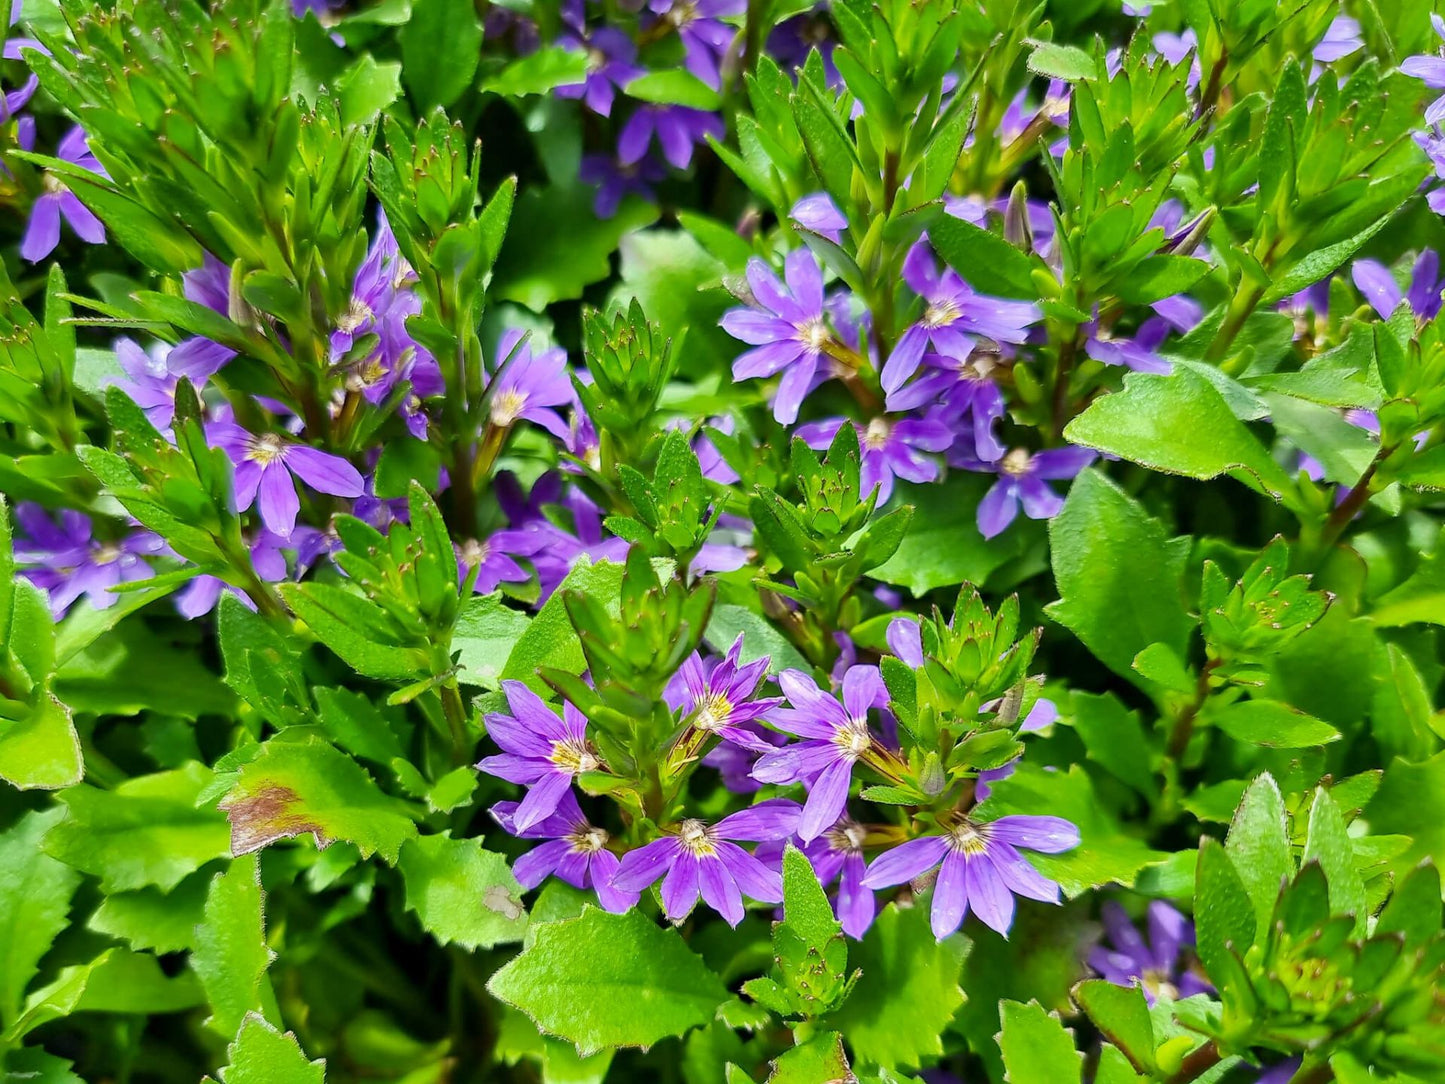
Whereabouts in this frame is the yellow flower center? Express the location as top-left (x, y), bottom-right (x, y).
top-left (863, 417), bottom-right (892, 450)
top-left (694, 692), bottom-right (734, 731)
top-left (947, 820), bottom-right (991, 856)
top-left (924, 298), bottom-right (961, 328)
top-left (570, 826), bottom-right (610, 853)
top-left (337, 297), bottom-right (374, 334)
top-left (491, 388), bottom-right (528, 427)
top-left (41, 173), bottom-right (69, 195)
top-left (833, 717), bottom-right (871, 760)
top-left (459, 538), bottom-right (490, 566)
top-left (678, 819), bottom-right (716, 858)
top-left (93, 543), bottom-right (122, 565)
top-left (826, 820), bottom-right (868, 854)
top-left (797, 318), bottom-right (831, 352)
top-left (247, 433), bottom-right (287, 465)
top-left (1001, 448), bottom-right (1032, 476)
top-left (549, 737), bottom-right (600, 775)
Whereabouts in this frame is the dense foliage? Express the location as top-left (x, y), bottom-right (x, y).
top-left (2, 0), bottom-right (1445, 1081)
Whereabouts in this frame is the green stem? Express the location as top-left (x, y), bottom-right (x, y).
top-left (1166, 1044), bottom-right (1223, 1084)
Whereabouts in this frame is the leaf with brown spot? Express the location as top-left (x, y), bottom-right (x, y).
top-left (218, 740), bottom-right (417, 864)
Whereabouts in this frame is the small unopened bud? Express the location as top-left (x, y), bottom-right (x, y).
top-left (1004, 181), bottom-right (1034, 253)
top-left (1163, 206), bottom-right (1215, 256)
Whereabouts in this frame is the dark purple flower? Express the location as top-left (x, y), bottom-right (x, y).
top-left (611, 798), bottom-right (802, 925)
top-left (882, 242), bottom-right (1040, 394)
top-left (970, 446), bottom-right (1097, 539)
top-left (207, 422), bottom-right (366, 538)
top-left (1402, 15), bottom-right (1445, 126)
top-left (516, 487), bottom-right (629, 601)
top-left (579, 153), bottom-right (665, 217)
top-left (799, 819), bottom-right (876, 938)
top-left (796, 416), bottom-right (952, 504)
top-left (721, 251), bottom-right (833, 425)
top-left (477, 681), bottom-right (600, 832)
top-left (14, 505), bottom-right (166, 618)
top-left (791, 192), bottom-right (847, 243)
top-left (558, 28), bottom-right (645, 115)
top-left (887, 354), bottom-right (1008, 463)
top-left (1351, 251), bottom-right (1444, 321)
top-left (487, 329), bottom-right (575, 441)
top-left (1088, 900), bottom-right (1212, 1004)
top-left (618, 104), bottom-right (723, 170)
top-left (649, 0), bottom-right (742, 88)
top-left (3, 1), bottom-right (38, 124)
top-left (493, 790), bottom-right (637, 913)
top-left (703, 721), bottom-right (787, 792)
top-left (861, 814), bottom-right (1079, 939)
top-left (752, 666), bottom-right (883, 842)
top-left (664, 633), bottom-right (782, 749)
top-left (21, 126), bottom-right (106, 262)
top-left (1255, 1060), bottom-right (1303, 1084)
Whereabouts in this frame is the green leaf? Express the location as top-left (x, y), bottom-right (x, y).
top-left (454, 594), bottom-right (532, 689)
top-left (55, 620), bottom-right (235, 718)
top-left (279, 582), bottom-right (422, 681)
top-left (1224, 775), bottom-right (1293, 933)
top-left (1367, 752), bottom-right (1445, 874)
top-left (1026, 39), bottom-right (1098, 81)
top-left (1070, 692), bottom-right (1158, 798)
top-left (781, 844), bottom-right (841, 947)
top-left (193, 856), bottom-right (274, 1038)
top-left (703, 604), bottom-right (810, 675)
top-left (1260, 209), bottom-right (1405, 305)
top-left (2, 1046), bottom-right (84, 1083)
top-left (928, 214), bottom-right (1040, 299)
top-left (1073, 980), bottom-right (1155, 1074)
top-left (1193, 838), bottom-right (1255, 984)
top-left (89, 871), bottom-right (211, 955)
top-left (1046, 471), bottom-right (1194, 692)
top-left (821, 902), bottom-right (966, 1070)
top-left (1302, 789), bottom-right (1366, 936)
top-left (73, 948), bottom-right (205, 1015)
top-left (487, 906), bottom-right (729, 1056)
top-left (0, 809), bottom-right (81, 1029)
top-left (399, 0), bottom-right (482, 109)
top-left (493, 184), bottom-right (658, 311)
top-left (397, 833), bottom-right (528, 950)
top-left (977, 764), bottom-right (1169, 896)
top-left (1208, 699), bottom-right (1341, 748)
top-left (0, 692), bottom-right (82, 791)
top-left (312, 687), bottom-right (405, 766)
top-left (218, 740), bottom-right (418, 863)
top-left (215, 1013), bottom-right (325, 1084)
top-left (480, 46), bottom-right (588, 97)
top-left (767, 1032), bottom-right (852, 1083)
top-left (334, 54), bottom-right (401, 125)
top-left (1064, 369), bottom-right (1297, 502)
top-left (870, 473), bottom-right (1034, 594)
top-left (43, 763), bottom-right (231, 893)
top-left (625, 70), bottom-right (722, 111)
top-left (1114, 256), bottom-right (1211, 306)
top-left (500, 557), bottom-right (625, 694)
top-left (999, 1000), bottom-right (1082, 1084)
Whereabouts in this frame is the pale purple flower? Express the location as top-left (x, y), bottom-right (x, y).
top-left (969, 447), bottom-right (1097, 539)
top-left (21, 126), bottom-right (106, 262)
top-left (796, 416), bottom-right (952, 504)
top-left (611, 798), bottom-right (802, 925)
top-left (1154, 29), bottom-right (1202, 92)
top-left (664, 633), bottom-right (783, 750)
top-left (110, 339), bottom-right (182, 428)
top-left (207, 422), bottom-right (366, 538)
top-left (167, 254), bottom-right (238, 381)
top-left (492, 790), bottom-right (637, 913)
top-left (1086, 320), bottom-right (1173, 375)
top-left (1088, 900), bottom-right (1211, 1004)
top-left (1402, 15), bottom-right (1445, 126)
top-left (557, 28), bottom-right (645, 116)
top-left (1313, 15), bottom-right (1363, 64)
top-left (1351, 251), bottom-right (1444, 321)
top-left (882, 242), bottom-right (1040, 394)
top-left (477, 681), bottom-right (600, 833)
top-left (580, 153), bottom-right (665, 217)
top-left (2, 0), bottom-right (38, 124)
top-left (176, 532), bottom-right (287, 619)
top-left (486, 329), bottom-right (575, 441)
top-left (752, 666), bottom-right (884, 842)
top-left (14, 506), bottom-right (166, 618)
top-left (330, 213), bottom-right (410, 362)
top-left (618, 104), bottom-right (723, 170)
top-left (457, 531), bottom-right (544, 594)
top-left (649, 0), bottom-right (742, 88)
top-left (521, 490), bottom-right (629, 601)
top-left (696, 415), bottom-right (739, 484)
top-left (861, 814), bottom-right (1079, 939)
top-left (721, 251), bottom-right (833, 425)
top-left (791, 192), bottom-right (847, 243)
top-left (798, 819), bottom-right (876, 938)
top-left (1415, 126), bottom-right (1445, 215)
top-left (886, 616), bottom-right (924, 667)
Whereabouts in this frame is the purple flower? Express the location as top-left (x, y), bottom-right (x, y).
top-left (887, 354), bottom-right (1008, 463)
top-left (618, 105), bottom-right (723, 170)
top-left (1088, 900), bottom-right (1211, 1004)
top-left (1313, 15), bottom-right (1362, 64)
top-left (1086, 319), bottom-right (1173, 375)
top-left (861, 815), bottom-right (1079, 939)
top-left (752, 666), bottom-right (884, 842)
top-left (798, 820), bottom-right (876, 938)
top-left (579, 153), bottom-right (665, 217)
top-left (721, 251), bottom-right (833, 425)
top-left (456, 531), bottom-right (542, 594)
top-left (487, 329), bottom-right (575, 440)
top-left (510, 486), bottom-right (629, 601)
top-left (166, 254), bottom-right (239, 381)
top-left (882, 242), bottom-right (1040, 394)
top-left (177, 532), bottom-right (287, 619)
top-left (886, 616), bottom-right (924, 667)
top-left (649, 0), bottom-right (742, 89)
top-left (1154, 29), bottom-right (1202, 92)
top-left (703, 721), bottom-right (787, 793)
top-left (21, 126), bottom-right (106, 262)
top-left (110, 339), bottom-right (182, 428)
top-left (611, 798), bottom-right (802, 925)
top-left (665, 633), bottom-right (783, 748)
top-left (477, 682), bottom-right (600, 832)
top-left (1351, 251), bottom-right (1444, 321)
top-left (791, 192), bottom-right (847, 243)
top-left (14, 505), bottom-right (166, 618)
top-left (1415, 126), bottom-right (1445, 215)
top-left (1402, 14), bottom-right (1445, 126)
top-left (970, 446), bottom-right (1097, 539)
top-left (1255, 1060), bottom-right (1303, 1084)
top-left (796, 416), bottom-right (952, 504)
top-left (492, 790), bottom-right (637, 913)
top-left (557, 28), bottom-right (646, 116)
top-left (207, 422), bottom-right (366, 538)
